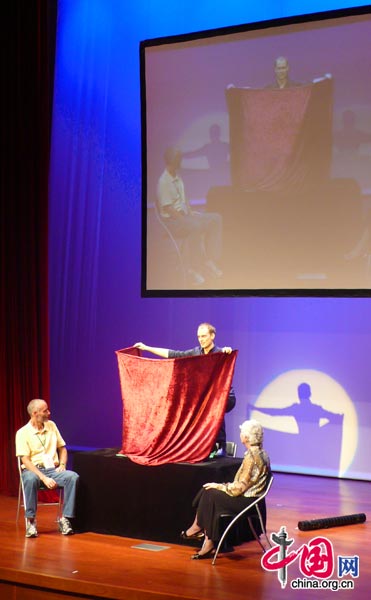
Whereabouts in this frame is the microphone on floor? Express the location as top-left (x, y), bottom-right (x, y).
top-left (298, 513), bottom-right (366, 531)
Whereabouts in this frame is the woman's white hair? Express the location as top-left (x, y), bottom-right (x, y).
top-left (239, 419), bottom-right (263, 446)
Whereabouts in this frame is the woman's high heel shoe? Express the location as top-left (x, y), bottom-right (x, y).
top-left (191, 548), bottom-right (214, 560)
top-left (180, 529), bottom-right (204, 540)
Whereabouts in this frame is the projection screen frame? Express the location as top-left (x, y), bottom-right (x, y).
top-left (140, 5), bottom-right (371, 298)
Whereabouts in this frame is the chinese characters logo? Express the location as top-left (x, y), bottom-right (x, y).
top-left (261, 526), bottom-right (359, 591)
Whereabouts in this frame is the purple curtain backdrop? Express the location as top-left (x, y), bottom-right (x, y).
top-left (48, 1), bottom-right (371, 483)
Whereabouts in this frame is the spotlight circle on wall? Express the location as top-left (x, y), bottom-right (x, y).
top-left (252, 369), bottom-right (357, 477)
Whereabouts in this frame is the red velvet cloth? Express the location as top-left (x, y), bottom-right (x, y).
top-left (226, 78), bottom-right (333, 192)
top-left (116, 347), bottom-right (238, 465)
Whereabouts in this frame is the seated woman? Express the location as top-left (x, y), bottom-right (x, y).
top-left (181, 419), bottom-right (271, 560)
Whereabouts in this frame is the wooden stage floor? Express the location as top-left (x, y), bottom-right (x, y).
top-left (0, 472), bottom-right (369, 600)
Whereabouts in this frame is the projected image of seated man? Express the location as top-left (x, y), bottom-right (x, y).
top-left (157, 146), bottom-right (223, 286)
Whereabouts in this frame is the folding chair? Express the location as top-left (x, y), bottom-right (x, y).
top-left (225, 441), bottom-right (237, 457)
top-left (16, 456), bottom-right (63, 524)
top-left (153, 200), bottom-right (187, 286)
top-left (212, 475), bottom-right (274, 564)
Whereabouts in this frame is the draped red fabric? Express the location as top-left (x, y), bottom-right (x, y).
top-left (116, 347), bottom-right (238, 465)
top-left (0, 3), bottom-right (56, 495)
top-left (226, 78), bottom-right (333, 192)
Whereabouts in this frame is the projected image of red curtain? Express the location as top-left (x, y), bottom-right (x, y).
top-left (116, 347), bottom-right (237, 465)
top-left (226, 77), bottom-right (333, 192)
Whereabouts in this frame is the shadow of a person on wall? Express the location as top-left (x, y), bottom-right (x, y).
top-left (249, 382), bottom-right (344, 432)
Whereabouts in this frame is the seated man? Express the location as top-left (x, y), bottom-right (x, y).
top-left (15, 398), bottom-right (79, 538)
top-left (135, 322), bottom-right (236, 456)
top-left (157, 146), bottom-right (223, 286)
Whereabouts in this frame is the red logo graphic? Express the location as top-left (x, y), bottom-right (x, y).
top-left (262, 526), bottom-right (334, 588)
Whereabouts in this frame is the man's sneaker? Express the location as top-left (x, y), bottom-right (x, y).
top-left (25, 521), bottom-right (38, 538)
top-left (205, 260), bottom-right (223, 279)
top-left (58, 516), bottom-right (74, 535)
top-left (187, 269), bottom-right (205, 286)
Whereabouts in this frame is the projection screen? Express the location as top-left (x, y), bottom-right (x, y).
top-left (141, 6), bottom-right (371, 296)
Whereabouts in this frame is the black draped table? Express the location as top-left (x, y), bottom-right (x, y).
top-left (73, 448), bottom-right (240, 543)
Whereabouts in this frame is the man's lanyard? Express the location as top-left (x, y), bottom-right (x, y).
top-left (36, 431), bottom-right (47, 449)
